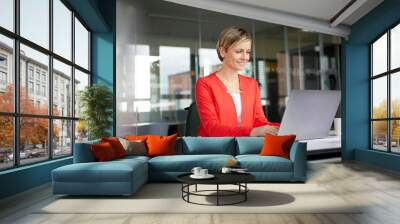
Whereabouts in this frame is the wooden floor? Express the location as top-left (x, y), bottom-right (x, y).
top-left (1, 158), bottom-right (400, 224)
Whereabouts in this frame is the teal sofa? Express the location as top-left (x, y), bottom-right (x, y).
top-left (52, 137), bottom-right (307, 196)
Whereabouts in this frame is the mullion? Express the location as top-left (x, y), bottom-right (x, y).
top-left (49, 0), bottom-right (53, 160)
top-left (371, 67), bottom-right (400, 79)
top-left (0, 31), bottom-right (91, 77)
top-left (372, 118), bottom-right (400, 121)
top-left (370, 44), bottom-right (373, 148)
top-left (71, 9), bottom-right (76, 156)
top-left (388, 29), bottom-right (391, 152)
top-left (0, 27), bottom-right (90, 74)
top-left (14, 0), bottom-right (20, 167)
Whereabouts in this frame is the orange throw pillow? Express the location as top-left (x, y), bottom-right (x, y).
top-left (124, 135), bottom-right (148, 141)
top-left (91, 142), bottom-right (117, 161)
top-left (146, 134), bottom-right (177, 157)
top-left (101, 137), bottom-right (127, 158)
top-left (260, 134), bottom-right (296, 159)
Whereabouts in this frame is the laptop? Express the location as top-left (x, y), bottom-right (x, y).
top-left (278, 90), bottom-right (341, 140)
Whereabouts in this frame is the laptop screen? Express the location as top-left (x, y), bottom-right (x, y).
top-left (278, 90), bottom-right (341, 140)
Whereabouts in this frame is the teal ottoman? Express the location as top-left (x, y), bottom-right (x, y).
top-left (52, 157), bottom-right (148, 196)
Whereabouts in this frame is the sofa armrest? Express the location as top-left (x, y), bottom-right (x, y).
top-left (73, 140), bottom-right (100, 163)
top-left (289, 141), bottom-right (307, 181)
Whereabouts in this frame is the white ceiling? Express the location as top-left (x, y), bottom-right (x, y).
top-left (163, 0), bottom-right (384, 37)
top-left (225, 0), bottom-right (352, 23)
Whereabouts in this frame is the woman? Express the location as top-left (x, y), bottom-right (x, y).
top-left (195, 26), bottom-right (279, 137)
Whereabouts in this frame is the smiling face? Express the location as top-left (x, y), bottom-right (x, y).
top-left (220, 39), bottom-right (251, 72)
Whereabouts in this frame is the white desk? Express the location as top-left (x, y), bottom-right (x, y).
top-left (299, 135), bottom-right (341, 152)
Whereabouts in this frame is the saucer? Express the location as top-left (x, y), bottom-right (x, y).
top-left (190, 174), bottom-right (215, 179)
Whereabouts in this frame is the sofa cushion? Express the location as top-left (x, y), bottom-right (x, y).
top-left (53, 159), bottom-right (147, 183)
top-left (260, 134), bottom-right (296, 159)
top-left (147, 134), bottom-right (177, 157)
top-left (91, 142), bottom-right (118, 161)
top-left (235, 137), bottom-right (263, 155)
top-left (178, 137), bottom-right (235, 155)
top-left (101, 137), bottom-right (127, 158)
top-left (119, 138), bottom-right (147, 156)
top-left (236, 155), bottom-right (293, 172)
top-left (124, 135), bottom-right (148, 141)
top-left (148, 154), bottom-right (235, 172)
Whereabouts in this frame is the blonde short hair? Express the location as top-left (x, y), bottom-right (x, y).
top-left (216, 26), bottom-right (252, 61)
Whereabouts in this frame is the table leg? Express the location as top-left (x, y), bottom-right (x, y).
top-left (245, 183), bottom-right (247, 201)
top-left (217, 184), bottom-right (219, 206)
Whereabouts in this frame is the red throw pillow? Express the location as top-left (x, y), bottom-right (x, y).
top-left (124, 135), bottom-right (148, 142)
top-left (259, 134), bottom-right (296, 159)
top-left (91, 142), bottom-right (117, 161)
top-left (101, 137), bottom-right (127, 158)
top-left (146, 134), bottom-right (177, 157)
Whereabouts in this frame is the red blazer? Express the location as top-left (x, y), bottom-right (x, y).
top-left (195, 73), bottom-right (279, 137)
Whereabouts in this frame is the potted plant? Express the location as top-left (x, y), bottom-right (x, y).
top-left (79, 84), bottom-right (113, 140)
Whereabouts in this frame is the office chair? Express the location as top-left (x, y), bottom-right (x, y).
top-left (184, 102), bottom-right (200, 136)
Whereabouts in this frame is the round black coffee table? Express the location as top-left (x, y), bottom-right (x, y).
top-left (177, 173), bottom-right (255, 206)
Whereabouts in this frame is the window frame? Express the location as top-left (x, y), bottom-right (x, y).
top-left (0, 0), bottom-right (92, 171)
top-left (370, 20), bottom-right (400, 154)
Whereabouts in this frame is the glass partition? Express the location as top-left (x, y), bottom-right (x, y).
top-left (116, 0), bottom-right (342, 136)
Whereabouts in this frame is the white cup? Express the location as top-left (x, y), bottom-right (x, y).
top-left (199, 169), bottom-right (208, 176)
top-left (221, 167), bottom-right (231, 174)
top-left (191, 167), bottom-right (202, 176)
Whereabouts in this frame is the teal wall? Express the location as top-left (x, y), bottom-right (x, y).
top-left (0, 158), bottom-right (72, 199)
top-left (343, 0), bottom-right (400, 171)
top-left (0, 0), bottom-right (116, 200)
top-left (91, 0), bottom-right (116, 136)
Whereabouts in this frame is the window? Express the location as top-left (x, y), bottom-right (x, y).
top-left (0, 1), bottom-right (91, 170)
top-left (0, 0), bottom-right (14, 32)
top-left (20, 0), bottom-right (49, 49)
top-left (74, 17), bottom-right (89, 70)
top-left (53, 59), bottom-right (72, 117)
top-left (28, 81), bottom-right (34, 93)
top-left (0, 71), bottom-right (6, 85)
top-left (42, 85), bottom-right (46, 97)
top-left (74, 69), bottom-right (89, 119)
top-left (53, 0), bottom-right (72, 60)
top-left (0, 34), bottom-right (13, 113)
top-left (35, 70), bottom-right (41, 81)
top-left (0, 116), bottom-right (13, 170)
top-left (36, 84), bottom-right (40, 95)
top-left (0, 53), bottom-right (8, 88)
top-left (371, 23), bottom-right (400, 154)
top-left (29, 67), bottom-right (34, 80)
top-left (0, 54), bottom-right (7, 67)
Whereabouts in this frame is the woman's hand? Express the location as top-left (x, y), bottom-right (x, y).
top-left (250, 125), bottom-right (279, 137)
